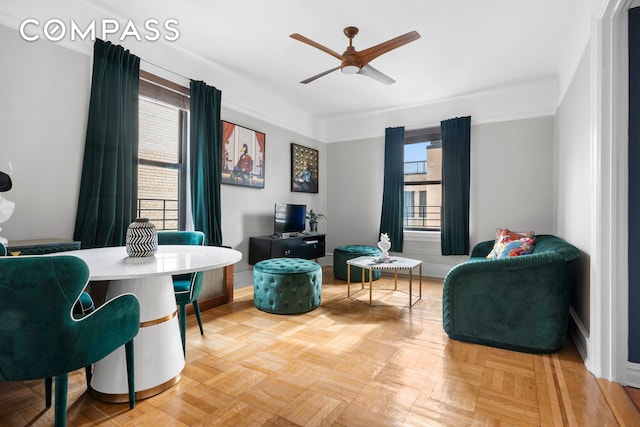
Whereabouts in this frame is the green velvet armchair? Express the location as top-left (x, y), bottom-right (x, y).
top-left (442, 235), bottom-right (581, 353)
top-left (157, 230), bottom-right (206, 355)
top-left (0, 255), bottom-right (140, 426)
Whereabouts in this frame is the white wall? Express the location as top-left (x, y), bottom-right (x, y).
top-left (326, 136), bottom-right (385, 249)
top-left (0, 24), bottom-right (90, 242)
top-left (327, 116), bottom-right (556, 278)
top-left (470, 116), bottom-right (556, 244)
top-left (555, 44), bottom-right (592, 343)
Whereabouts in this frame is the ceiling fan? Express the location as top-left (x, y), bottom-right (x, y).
top-left (290, 26), bottom-right (420, 85)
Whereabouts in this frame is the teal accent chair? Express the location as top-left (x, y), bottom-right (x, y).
top-left (0, 255), bottom-right (140, 427)
top-left (442, 235), bottom-right (581, 353)
top-left (157, 231), bottom-right (206, 355)
top-left (0, 243), bottom-right (95, 316)
top-left (0, 243), bottom-right (96, 392)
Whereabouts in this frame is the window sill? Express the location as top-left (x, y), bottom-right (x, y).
top-left (403, 230), bottom-right (440, 243)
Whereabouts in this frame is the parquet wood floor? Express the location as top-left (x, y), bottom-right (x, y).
top-left (1, 267), bottom-right (639, 426)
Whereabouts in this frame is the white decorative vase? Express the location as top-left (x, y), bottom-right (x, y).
top-left (126, 218), bottom-right (158, 257)
top-left (377, 233), bottom-right (391, 260)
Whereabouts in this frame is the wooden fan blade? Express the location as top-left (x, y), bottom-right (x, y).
top-left (357, 64), bottom-right (396, 85)
top-left (357, 31), bottom-right (421, 66)
top-left (300, 66), bottom-right (342, 84)
top-left (290, 33), bottom-right (343, 60)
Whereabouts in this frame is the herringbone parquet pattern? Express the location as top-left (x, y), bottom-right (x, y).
top-left (1, 267), bottom-right (638, 426)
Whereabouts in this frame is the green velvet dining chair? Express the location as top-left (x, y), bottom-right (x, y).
top-left (157, 231), bottom-right (206, 355)
top-left (0, 243), bottom-right (96, 392)
top-left (0, 243), bottom-right (96, 317)
top-left (0, 255), bottom-right (140, 427)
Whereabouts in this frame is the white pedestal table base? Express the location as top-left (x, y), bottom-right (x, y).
top-left (90, 275), bottom-right (185, 402)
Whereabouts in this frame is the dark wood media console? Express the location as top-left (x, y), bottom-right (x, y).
top-left (248, 234), bottom-right (326, 265)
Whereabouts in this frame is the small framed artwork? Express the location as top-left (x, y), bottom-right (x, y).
top-left (291, 143), bottom-right (318, 193)
top-left (221, 121), bottom-right (265, 188)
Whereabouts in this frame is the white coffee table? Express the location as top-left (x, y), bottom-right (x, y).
top-left (346, 256), bottom-right (422, 307)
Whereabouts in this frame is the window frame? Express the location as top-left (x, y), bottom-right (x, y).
top-left (403, 126), bottom-right (442, 232)
top-left (137, 71), bottom-right (190, 231)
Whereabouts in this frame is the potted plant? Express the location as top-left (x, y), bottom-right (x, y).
top-left (306, 209), bottom-right (326, 232)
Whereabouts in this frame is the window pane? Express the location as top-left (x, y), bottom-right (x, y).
top-left (427, 145), bottom-right (442, 181)
top-left (137, 164), bottom-right (179, 230)
top-left (139, 97), bottom-right (180, 163)
top-left (404, 191), bottom-right (414, 218)
top-left (404, 142), bottom-right (428, 180)
top-left (403, 130), bottom-right (442, 231)
top-left (425, 183), bottom-right (441, 229)
top-left (419, 191), bottom-right (427, 217)
top-left (138, 86), bottom-right (186, 231)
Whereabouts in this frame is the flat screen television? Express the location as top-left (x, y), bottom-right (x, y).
top-left (274, 203), bottom-right (306, 236)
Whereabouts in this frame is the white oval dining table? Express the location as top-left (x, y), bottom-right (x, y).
top-left (59, 245), bottom-right (242, 402)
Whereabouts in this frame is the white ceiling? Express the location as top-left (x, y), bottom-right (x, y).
top-left (0, 0), bottom-right (597, 140)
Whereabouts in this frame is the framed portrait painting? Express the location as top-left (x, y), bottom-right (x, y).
top-left (221, 121), bottom-right (265, 188)
top-left (291, 143), bottom-right (318, 193)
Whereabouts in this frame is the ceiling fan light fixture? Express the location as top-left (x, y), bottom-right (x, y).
top-left (291, 27), bottom-right (420, 84)
top-left (341, 65), bottom-right (360, 74)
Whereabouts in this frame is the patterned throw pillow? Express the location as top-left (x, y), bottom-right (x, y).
top-left (486, 228), bottom-right (536, 259)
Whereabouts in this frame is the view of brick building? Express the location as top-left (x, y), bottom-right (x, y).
top-left (137, 97), bottom-right (183, 230)
top-left (404, 142), bottom-right (442, 230)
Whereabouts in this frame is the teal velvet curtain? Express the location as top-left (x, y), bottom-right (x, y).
top-left (441, 116), bottom-right (471, 255)
top-left (73, 39), bottom-right (140, 248)
top-left (379, 126), bottom-right (405, 252)
top-left (189, 80), bottom-right (223, 246)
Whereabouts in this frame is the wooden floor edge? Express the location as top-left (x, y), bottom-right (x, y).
top-left (597, 378), bottom-right (640, 426)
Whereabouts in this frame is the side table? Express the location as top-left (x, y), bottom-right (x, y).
top-left (347, 256), bottom-right (423, 307)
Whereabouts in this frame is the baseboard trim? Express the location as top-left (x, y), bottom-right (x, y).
top-left (626, 362), bottom-right (640, 388)
top-left (421, 263), bottom-right (452, 279)
top-left (234, 269), bottom-right (254, 290)
top-left (568, 306), bottom-right (589, 362)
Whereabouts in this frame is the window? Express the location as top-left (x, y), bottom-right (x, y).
top-left (404, 191), bottom-right (414, 219)
top-left (419, 191), bottom-right (427, 218)
top-left (403, 127), bottom-right (442, 231)
top-left (137, 71), bottom-right (189, 230)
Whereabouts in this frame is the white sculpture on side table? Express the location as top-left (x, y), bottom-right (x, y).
top-left (377, 232), bottom-right (391, 260)
top-left (0, 163), bottom-right (14, 246)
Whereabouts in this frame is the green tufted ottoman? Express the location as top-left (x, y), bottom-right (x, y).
top-left (333, 245), bottom-right (382, 282)
top-left (253, 258), bottom-right (322, 314)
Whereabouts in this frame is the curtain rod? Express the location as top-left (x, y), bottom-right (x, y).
top-left (140, 59), bottom-right (190, 84)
